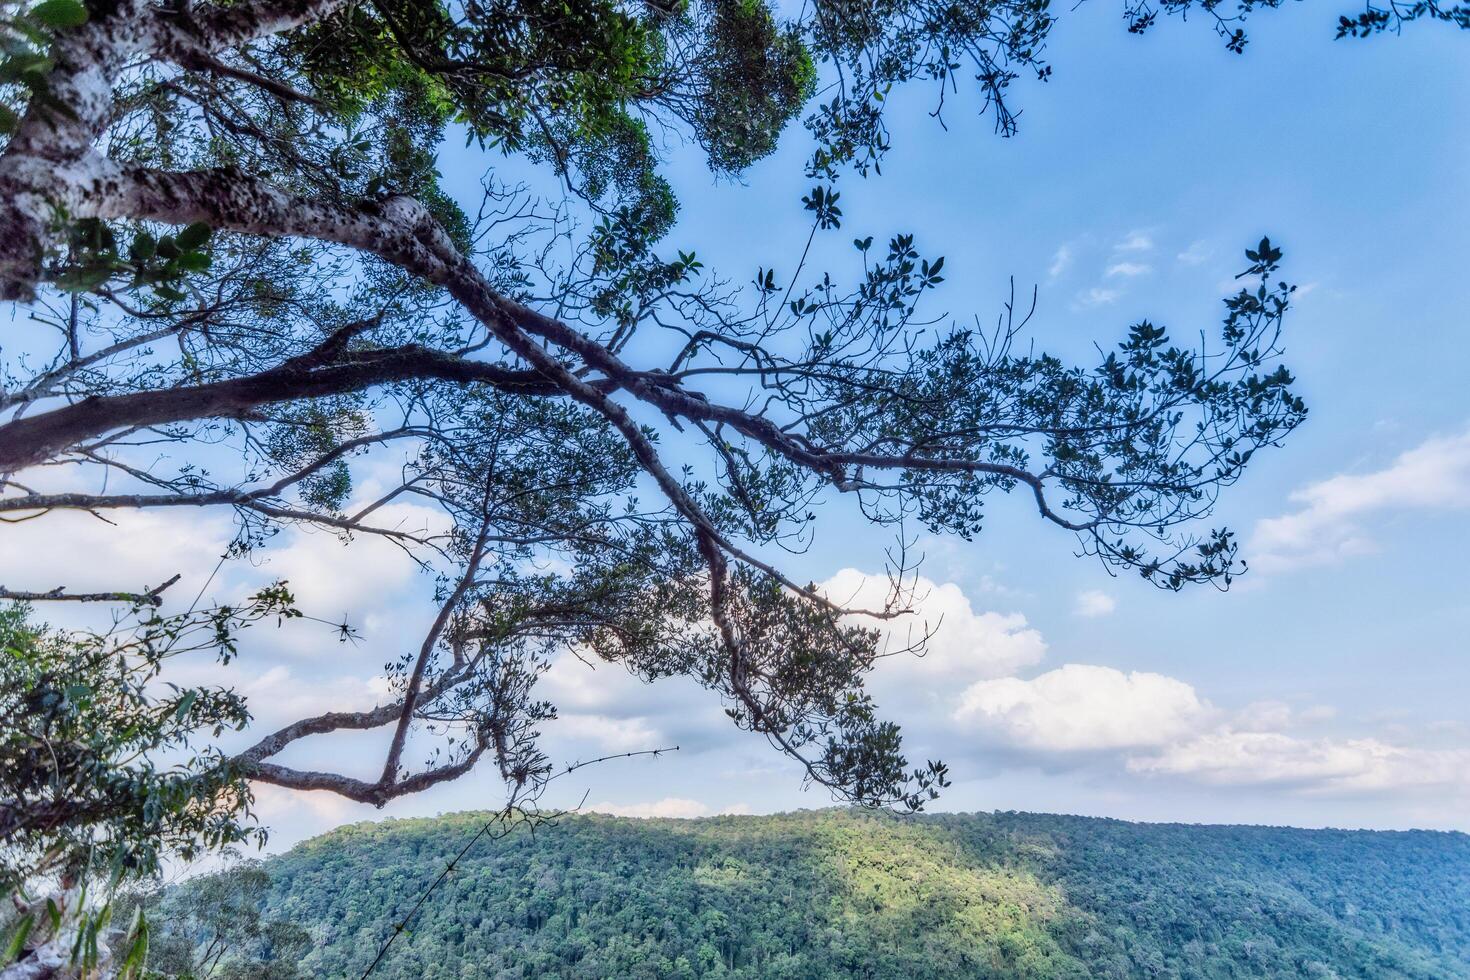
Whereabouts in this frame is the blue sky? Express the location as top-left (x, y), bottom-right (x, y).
top-left (7, 1), bottom-right (1468, 849)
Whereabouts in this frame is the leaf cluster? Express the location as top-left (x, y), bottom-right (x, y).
top-left (0, 588), bottom-right (300, 893)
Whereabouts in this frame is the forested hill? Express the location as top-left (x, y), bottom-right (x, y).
top-left (258, 809), bottom-right (1470, 979)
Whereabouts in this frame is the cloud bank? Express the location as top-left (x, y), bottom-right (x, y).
top-left (1250, 426), bottom-right (1470, 572)
top-left (820, 570), bottom-right (1469, 801)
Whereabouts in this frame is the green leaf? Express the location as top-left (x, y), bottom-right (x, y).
top-left (0, 53), bottom-right (53, 83)
top-left (176, 250), bottom-right (211, 273)
top-left (176, 221), bottom-right (211, 251)
top-left (53, 265), bottom-right (112, 292)
top-left (129, 232), bottom-right (156, 262)
top-left (31, 0), bottom-right (89, 29)
top-left (2, 914), bottom-right (34, 963)
top-left (118, 910), bottom-right (149, 979)
top-left (173, 689), bottom-right (197, 722)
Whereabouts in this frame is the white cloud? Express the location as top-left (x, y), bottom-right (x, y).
top-left (587, 797), bottom-right (751, 819)
top-left (162, 660), bottom-right (390, 735)
top-left (552, 713), bottom-right (663, 752)
top-left (1115, 231), bottom-right (1154, 252)
top-left (1249, 427), bottom-right (1470, 572)
top-left (1073, 590), bottom-right (1116, 618)
top-left (1233, 700), bottom-right (1335, 732)
top-left (540, 649), bottom-right (696, 718)
top-left (1048, 245), bottom-right (1073, 279)
top-left (1076, 287), bottom-right (1122, 308)
top-left (1233, 700), bottom-right (1295, 732)
top-left (953, 664), bottom-right (1214, 752)
top-left (538, 649), bottom-right (732, 752)
top-left (250, 501), bottom-right (444, 618)
top-left (947, 660), bottom-right (1468, 799)
top-left (228, 783), bottom-right (380, 862)
top-left (1176, 240), bottom-right (1212, 265)
top-left (815, 574), bottom-right (1470, 803)
top-left (0, 507), bottom-right (229, 605)
top-left (252, 782), bottom-right (360, 826)
top-left (822, 569), bottom-right (1046, 682)
top-left (1105, 262), bottom-right (1151, 278)
top-left (540, 651), bottom-right (630, 712)
top-left (243, 666), bottom-right (391, 727)
top-left (1129, 731), bottom-right (1470, 793)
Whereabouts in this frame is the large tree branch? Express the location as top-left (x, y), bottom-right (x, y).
top-left (0, 157), bottom-right (1101, 620)
top-left (13, 162), bottom-right (1090, 588)
top-left (234, 702), bottom-right (408, 766)
top-left (233, 677), bottom-right (489, 807)
top-left (1, 426), bottom-right (416, 514)
top-left (0, 344), bottom-right (569, 475)
top-left (232, 585), bottom-right (494, 806)
top-left (246, 746), bottom-right (488, 806)
top-left (159, 0), bottom-right (353, 55)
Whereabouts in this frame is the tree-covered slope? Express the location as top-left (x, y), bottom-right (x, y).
top-left (258, 809), bottom-right (1470, 979)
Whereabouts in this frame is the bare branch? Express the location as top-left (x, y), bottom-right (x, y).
top-left (0, 574), bottom-right (181, 606)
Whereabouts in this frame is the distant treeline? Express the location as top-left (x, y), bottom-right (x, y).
top-left (155, 809), bottom-right (1470, 978)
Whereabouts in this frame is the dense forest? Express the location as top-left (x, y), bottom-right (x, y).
top-left (151, 809), bottom-right (1470, 979)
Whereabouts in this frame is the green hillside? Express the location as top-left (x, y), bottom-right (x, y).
top-left (242, 809), bottom-right (1470, 979)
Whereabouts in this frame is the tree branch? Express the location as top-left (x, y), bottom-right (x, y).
top-left (0, 344), bottom-right (569, 475)
top-left (246, 749), bottom-right (487, 806)
top-left (0, 574), bottom-right (181, 606)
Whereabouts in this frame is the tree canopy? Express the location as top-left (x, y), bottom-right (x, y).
top-left (146, 809), bottom-right (1470, 979)
top-left (10, 0), bottom-right (1455, 884)
top-left (0, 591), bottom-right (301, 894)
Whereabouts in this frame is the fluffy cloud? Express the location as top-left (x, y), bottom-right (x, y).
top-left (1115, 231), bottom-right (1154, 252)
top-left (1075, 286), bottom-right (1123, 308)
top-left (538, 648), bottom-right (733, 754)
top-left (822, 569), bottom-right (1046, 681)
top-left (953, 664), bottom-right (1214, 752)
top-left (0, 507), bottom-right (229, 607)
top-left (1129, 732), bottom-right (1470, 794)
top-left (160, 660), bottom-right (391, 745)
top-left (551, 713), bottom-right (663, 752)
top-left (1105, 261), bottom-right (1151, 278)
top-left (1176, 240), bottom-right (1212, 265)
top-left (540, 649), bottom-right (682, 719)
top-left (951, 663), bottom-right (1468, 799)
top-left (252, 782), bottom-right (361, 827)
top-left (539, 651), bottom-right (626, 712)
top-left (536, 569), bottom-right (1048, 763)
top-left (1233, 700), bottom-right (1336, 732)
top-left (587, 798), bottom-right (751, 819)
top-left (1250, 427), bottom-right (1470, 572)
top-left (236, 665), bottom-right (388, 726)
top-left (818, 572), bottom-right (1468, 802)
top-left (1073, 590), bottom-right (1116, 618)
top-left (248, 501), bottom-right (445, 618)
top-left (1048, 245), bottom-right (1073, 279)
top-left (0, 455), bottom-right (447, 615)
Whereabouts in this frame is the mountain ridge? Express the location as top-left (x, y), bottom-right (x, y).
top-left (253, 807), bottom-right (1470, 978)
